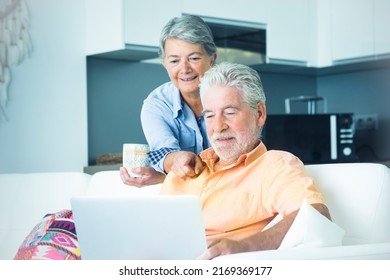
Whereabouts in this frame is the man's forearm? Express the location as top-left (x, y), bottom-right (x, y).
top-left (242, 203), bottom-right (331, 252)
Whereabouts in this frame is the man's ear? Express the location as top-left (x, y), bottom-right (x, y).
top-left (257, 102), bottom-right (267, 127)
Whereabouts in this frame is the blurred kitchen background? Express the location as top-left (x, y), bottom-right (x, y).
top-left (0, 0), bottom-right (389, 173)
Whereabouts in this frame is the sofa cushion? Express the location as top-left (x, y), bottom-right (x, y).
top-left (14, 209), bottom-right (80, 260)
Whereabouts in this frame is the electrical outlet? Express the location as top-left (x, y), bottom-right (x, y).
top-left (355, 114), bottom-right (378, 130)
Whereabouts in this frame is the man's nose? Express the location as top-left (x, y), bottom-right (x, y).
top-left (213, 114), bottom-right (228, 133)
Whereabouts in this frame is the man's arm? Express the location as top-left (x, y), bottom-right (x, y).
top-left (197, 203), bottom-right (331, 260)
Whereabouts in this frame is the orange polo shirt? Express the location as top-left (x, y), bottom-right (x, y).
top-left (160, 142), bottom-right (325, 242)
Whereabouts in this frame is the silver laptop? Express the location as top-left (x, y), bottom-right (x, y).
top-left (71, 195), bottom-right (207, 260)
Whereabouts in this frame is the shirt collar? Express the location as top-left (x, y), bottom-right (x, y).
top-left (171, 85), bottom-right (184, 119)
top-left (200, 141), bottom-right (267, 171)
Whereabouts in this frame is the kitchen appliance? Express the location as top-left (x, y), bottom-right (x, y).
top-left (262, 113), bottom-right (357, 164)
top-left (285, 95), bottom-right (327, 114)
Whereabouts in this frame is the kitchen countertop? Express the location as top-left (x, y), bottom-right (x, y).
top-left (83, 164), bottom-right (121, 175)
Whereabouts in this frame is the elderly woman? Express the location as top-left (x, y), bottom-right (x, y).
top-left (120, 15), bottom-right (217, 187)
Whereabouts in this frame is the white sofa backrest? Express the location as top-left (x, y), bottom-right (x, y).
top-left (305, 163), bottom-right (390, 245)
top-left (1, 163), bottom-right (388, 260)
top-left (86, 171), bottom-right (161, 196)
top-left (89, 164), bottom-right (390, 246)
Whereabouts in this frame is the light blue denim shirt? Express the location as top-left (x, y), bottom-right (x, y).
top-left (141, 82), bottom-right (210, 173)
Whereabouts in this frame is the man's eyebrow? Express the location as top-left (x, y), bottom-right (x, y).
top-left (202, 105), bottom-right (240, 116)
top-left (201, 109), bottom-right (212, 116)
top-left (223, 105), bottom-right (240, 110)
top-left (166, 54), bottom-right (179, 59)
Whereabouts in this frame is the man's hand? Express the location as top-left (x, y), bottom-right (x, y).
top-left (197, 238), bottom-right (250, 260)
top-left (165, 151), bottom-right (205, 178)
top-left (120, 166), bottom-right (165, 187)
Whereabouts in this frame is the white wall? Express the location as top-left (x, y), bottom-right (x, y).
top-left (0, 0), bottom-right (88, 173)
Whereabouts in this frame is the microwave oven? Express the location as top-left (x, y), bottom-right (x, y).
top-left (262, 113), bottom-right (357, 164)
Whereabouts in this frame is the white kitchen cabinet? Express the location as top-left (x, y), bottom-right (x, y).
top-left (86, 0), bottom-right (123, 56)
top-left (86, 0), bottom-right (180, 59)
top-left (309, 0), bottom-right (333, 67)
top-left (266, 0), bottom-right (311, 65)
top-left (312, 0), bottom-right (390, 67)
top-left (86, 0), bottom-right (389, 67)
top-left (331, 0), bottom-right (374, 62)
top-left (374, 0), bottom-right (390, 55)
top-left (182, 0), bottom-right (311, 66)
top-left (330, 0), bottom-right (390, 63)
top-left (123, 0), bottom-right (181, 47)
top-left (180, 0), bottom-right (269, 24)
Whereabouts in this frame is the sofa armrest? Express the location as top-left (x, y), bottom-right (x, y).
top-left (213, 242), bottom-right (390, 260)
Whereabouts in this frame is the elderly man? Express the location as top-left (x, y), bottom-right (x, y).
top-left (160, 62), bottom-right (331, 260)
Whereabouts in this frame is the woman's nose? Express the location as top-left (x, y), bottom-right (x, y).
top-left (179, 60), bottom-right (191, 73)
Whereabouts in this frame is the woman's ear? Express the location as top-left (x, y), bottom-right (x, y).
top-left (211, 53), bottom-right (217, 65)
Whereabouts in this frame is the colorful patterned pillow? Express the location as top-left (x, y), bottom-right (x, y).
top-left (14, 209), bottom-right (80, 260)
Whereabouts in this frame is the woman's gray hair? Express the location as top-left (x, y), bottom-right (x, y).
top-left (200, 62), bottom-right (266, 109)
top-left (159, 15), bottom-right (217, 59)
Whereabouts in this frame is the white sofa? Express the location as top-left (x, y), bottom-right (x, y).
top-left (1, 163), bottom-right (389, 260)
